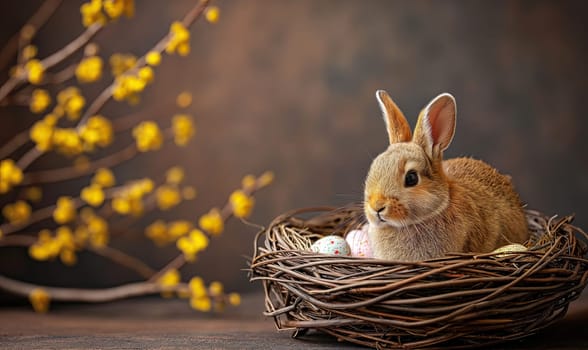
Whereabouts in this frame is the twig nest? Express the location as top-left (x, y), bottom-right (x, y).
top-left (250, 206), bottom-right (588, 350)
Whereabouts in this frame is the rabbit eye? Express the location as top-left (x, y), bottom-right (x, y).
top-left (404, 170), bottom-right (418, 187)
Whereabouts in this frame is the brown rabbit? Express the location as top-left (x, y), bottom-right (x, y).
top-left (364, 90), bottom-right (529, 261)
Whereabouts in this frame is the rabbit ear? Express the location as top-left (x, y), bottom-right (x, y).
top-left (413, 93), bottom-right (456, 158)
top-left (376, 90), bottom-right (411, 144)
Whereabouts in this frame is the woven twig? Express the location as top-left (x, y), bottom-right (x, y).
top-left (250, 205), bottom-right (588, 349)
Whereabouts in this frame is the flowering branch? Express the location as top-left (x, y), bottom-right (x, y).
top-left (0, 24), bottom-right (103, 102)
top-left (0, 0), bottom-right (257, 315)
top-left (0, 234), bottom-right (155, 278)
top-left (0, 274), bottom-right (163, 302)
top-left (21, 112), bottom-right (175, 186)
top-left (78, 0), bottom-right (210, 126)
top-left (149, 172), bottom-right (273, 282)
top-left (22, 141), bottom-right (138, 185)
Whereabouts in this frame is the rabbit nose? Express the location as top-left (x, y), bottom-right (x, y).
top-left (376, 206), bottom-right (386, 221)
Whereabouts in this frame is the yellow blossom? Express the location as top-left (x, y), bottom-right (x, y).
top-left (198, 208), bottom-right (224, 236)
top-left (189, 277), bottom-right (207, 297)
top-left (172, 114), bottom-right (195, 146)
top-left (259, 171), bottom-right (275, 187)
top-left (2, 200), bottom-right (31, 224)
top-left (189, 277), bottom-right (211, 312)
top-left (145, 51), bottom-right (161, 66)
top-left (74, 225), bottom-right (89, 246)
top-left (55, 226), bottom-right (76, 250)
top-left (29, 229), bottom-right (58, 261)
top-left (166, 21), bottom-right (190, 56)
top-left (128, 178), bottom-right (154, 198)
top-left (139, 178), bottom-right (154, 193)
top-left (30, 89), bottom-right (51, 114)
top-left (81, 0), bottom-right (106, 27)
top-left (24, 187), bottom-right (43, 203)
top-left (165, 166), bottom-right (184, 185)
top-left (92, 168), bottom-right (115, 187)
top-left (109, 53), bottom-right (136, 76)
top-left (75, 56), bottom-right (103, 83)
top-left (111, 179), bottom-right (152, 216)
top-left (167, 220), bottom-right (192, 239)
top-left (43, 113), bottom-right (60, 126)
top-left (84, 212), bottom-right (109, 247)
top-left (133, 121), bottom-right (163, 151)
top-left (112, 69), bottom-right (152, 103)
top-left (103, 0), bottom-right (134, 19)
top-left (0, 159), bottom-right (23, 194)
top-left (112, 196), bottom-right (140, 216)
top-left (52, 128), bottom-right (83, 155)
top-left (228, 293), bottom-right (241, 306)
top-left (190, 296), bottom-right (211, 312)
top-left (182, 186), bottom-right (197, 200)
top-left (138, 66), bottom-right (154, 83)
top-left (28, 228), bottom-right (76, 263)
top-left (110, 58), bottom-right (154, 102)
top-left (114, 86), bottom-right (139, 105)
top-left (57, 87), bottom-right (86, 120)
top-left (22, 45), bottom-right (37, 60)
top-left (208, 281), bottom-right (223, 296)
top-left (176, 91), bottom-right (192, 108)
top-left (158, 268), bottom-right (180, 288)
top-left (60, 249), bottom-right (77, 266)
top-left (157, 268), bottom-right (180, 298)
top-left (205, 6), bottom-right (220, 24)
top-left (145, 220), bottom-right (168, 246)
top-left (241, 174), bottom-right (256, 191)
top-left (176, 229), bottom-right (208, 261)
top-left (81, 184), bottom-right (105, 207)
top-left (156, 185), bottom-right (181, 210)
top-left (25, 59), bottom-right (44, 84)
top-left (149, 223), bottom-right (177, 246)
top-left (229, 190), bottom-right (255, 218)
top-left (55, 226), bottom-right (77, 265)
top-left (30, 119), bottom-right (54, 151)
top-left (53, 196), bottom-right (76, 224)
top-left (29, 288), bottom-right (50, 313)
top-left (146, 219), bottom-right (192, 246)
top-left (79, 115), bottom-right (113, 150)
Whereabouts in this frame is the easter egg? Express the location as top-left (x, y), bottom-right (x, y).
top-left (491, 243), bottom-right (528, 257)
top-left (310, 235), bottom-right (351, 256)
top-left (346, 224), bottom-right (373, 258)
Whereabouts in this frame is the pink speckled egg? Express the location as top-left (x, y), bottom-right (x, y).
top-left (345, 224), bottom-right (373, 258)
top-left (310, 235), bottom-right (351, 256)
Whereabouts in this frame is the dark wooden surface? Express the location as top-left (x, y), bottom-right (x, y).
top-left (1, 291), bottom-right (587, 350)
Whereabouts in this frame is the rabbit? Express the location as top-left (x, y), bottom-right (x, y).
top-left (363, 90), bottom-right (529, 261)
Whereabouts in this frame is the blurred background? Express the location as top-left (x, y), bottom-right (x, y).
top-left (0, 0), bottom-right (587, 300)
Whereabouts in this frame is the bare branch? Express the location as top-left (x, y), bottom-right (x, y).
top-left (0, 274), bottom-right (164, 302)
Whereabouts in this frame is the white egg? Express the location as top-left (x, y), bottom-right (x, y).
top-left (310, 235), bottom-right (351, 256)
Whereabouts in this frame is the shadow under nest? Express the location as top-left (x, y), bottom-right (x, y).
top-left (249, 205), bottom-right (588, 349)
